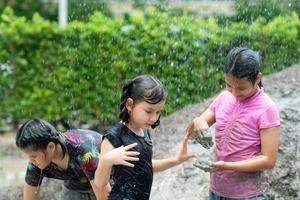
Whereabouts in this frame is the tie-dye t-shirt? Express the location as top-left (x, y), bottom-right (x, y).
top-left (25, 129), bottom-right (103, 191)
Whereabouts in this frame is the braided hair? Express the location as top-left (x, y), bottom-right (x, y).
top-left (16, 119), bottom-right (66, 156)
top-left (119, 75), bottom-right (168, 129)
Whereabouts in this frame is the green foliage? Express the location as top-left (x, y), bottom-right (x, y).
top-left (1, 7), bottom-right (300, 125)
top-left (235, 0), bottom-right (300, 23)
top-left (68, 0), bottom-right (112, 21)
top-left (0, 0), bottom-right (111, 22)
top-left (0, 0), bottom-right (58, 21)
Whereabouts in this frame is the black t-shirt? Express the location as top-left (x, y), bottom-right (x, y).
top-left (105, 123), bottom-right (153, 200)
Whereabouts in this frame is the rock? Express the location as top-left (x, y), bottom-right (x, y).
top-left (0, 65), bottom-right (299, 200)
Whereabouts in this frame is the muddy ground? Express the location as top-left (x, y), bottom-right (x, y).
top-left (0, 64), bottom-right (299, 200)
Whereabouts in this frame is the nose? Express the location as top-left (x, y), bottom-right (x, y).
top-left (149, 113), bottom-right (159, 123)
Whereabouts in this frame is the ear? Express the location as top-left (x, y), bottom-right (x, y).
top-left (255, 72), bottom-right (262, 85)
top-left (47, 142), bottom-right (56, 153)
top-left (125, 98), bottom-right (134, 112)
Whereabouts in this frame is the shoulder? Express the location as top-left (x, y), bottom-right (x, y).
top-left (106, 123), bottom-right (125, 137)
top-left (261, 92), bottom-right (277, 107)
top-left (210, 90), bottom-right (234, 111)
top-left (65, 129), bottom-right (103, 141)
top-left (104, 123), bottom-right (125, 147)
top-left (64, 130), bottom-right (102, 154)
top-left (213, 90), bottom-right (233, 102)
top-left (253, 90), bottom-right (278, 114)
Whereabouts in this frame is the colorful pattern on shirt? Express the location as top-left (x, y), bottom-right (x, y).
top-left (25, 129), bottom-right (102, 190)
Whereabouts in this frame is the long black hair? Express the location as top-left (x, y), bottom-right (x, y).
top-left (119, 75), bottom-right (168, 129)
top-left (224, 47), bottom-right (263, 87)
top-left (16, 119), bottom-right (66, 156)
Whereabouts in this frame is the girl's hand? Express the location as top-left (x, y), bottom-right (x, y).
top-left (211, 161), bottom-right (226, 172)
top-left (186, 117), bottom-right (209, 139)
top-left (176, 136), bottom-right (196, 164)
top-left (103, 143), bottom-right (140, 167)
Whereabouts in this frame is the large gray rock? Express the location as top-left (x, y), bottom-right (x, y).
top-left (151, 64), bottom-right (300, 200)
top-left (0, 65), bottom-right (299, 200)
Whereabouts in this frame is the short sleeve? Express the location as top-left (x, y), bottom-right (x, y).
top-left (104, 124), bottom-right (123, 148)
top-left (209, 91), bottom-right (226, 113)
top-left (25, 163), bottom-right (44, 187)
top-left (258, 105), bottom-right (280, 129)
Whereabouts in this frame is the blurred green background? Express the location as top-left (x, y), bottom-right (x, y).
top-left (1, 0), bottom-right (300, 131)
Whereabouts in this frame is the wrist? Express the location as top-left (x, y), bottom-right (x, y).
top-left (100, 154), bottom-right (114, 167)
top-left (175, 156), bottom-right (183, 165)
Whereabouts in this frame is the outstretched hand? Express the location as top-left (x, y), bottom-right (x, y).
top-left (104, 143), bottom-right (140, 167)
top-left (176, 135), bottom-right (196, 164)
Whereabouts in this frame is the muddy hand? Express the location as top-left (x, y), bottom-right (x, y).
top-left (211, 161), bottom-right (226, 172)
top-left (186, 117), bottom-right (209, 139)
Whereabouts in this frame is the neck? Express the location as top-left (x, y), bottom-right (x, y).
top-left (126, 122), bottom-right (142, 135)
top-left (52, 144), bottom-right (68, 170)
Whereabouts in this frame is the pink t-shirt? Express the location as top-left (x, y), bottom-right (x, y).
top-left (209, 88), bottom-right (280, 199)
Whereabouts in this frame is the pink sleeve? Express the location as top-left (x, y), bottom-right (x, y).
top-left (209, 92), bottom-right (224, 113)
top-left (258, 105), bottom-right (280, 129)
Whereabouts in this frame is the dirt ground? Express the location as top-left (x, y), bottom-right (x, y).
top-left (0, 64), bottom-right (299, 200)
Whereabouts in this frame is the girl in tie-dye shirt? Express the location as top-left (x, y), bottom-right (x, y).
top-left (16, 118), bottom-right (110, 200)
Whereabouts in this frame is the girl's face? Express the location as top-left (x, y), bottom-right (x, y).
top-left (225, 74), bottom-right (261, 102)
top-left (22, 143), bottom-right (55, 169)
top-left (126, 99), bottom-right (165, 130)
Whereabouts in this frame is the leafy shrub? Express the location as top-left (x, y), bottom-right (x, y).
top-left (1, 7), bottom-right (300, 126)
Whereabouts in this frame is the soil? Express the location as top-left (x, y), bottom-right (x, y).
top-left (0, 64), bottom-right (299, 200)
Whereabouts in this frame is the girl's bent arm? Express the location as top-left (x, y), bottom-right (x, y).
top-left (95, 139), bottom-right (139, 189)
top-left (198, 108), bottom-right (216, 127)
top-left (90, 180), bottom-right (110, 200)
top-left (213, 126), bottom-right (280, 172)
top-left (94, 138), bottom-right (115, 189)
top-left (23, 182), bottom-right (39, 200)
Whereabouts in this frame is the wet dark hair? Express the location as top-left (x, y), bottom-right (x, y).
top-left (119, 74), bottom-right (168, 129)
top-left (16, 119), bottom-right (66, 156)
top-left (224, 47), bottom-right (263, 87)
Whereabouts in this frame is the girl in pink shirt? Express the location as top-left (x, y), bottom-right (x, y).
top-left (187, 47), bottom-right (280, 200)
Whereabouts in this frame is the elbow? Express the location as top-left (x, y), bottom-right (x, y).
top-left (265, 159), bottom-right (277, 170)
top-left (94, 172), bottom-right (105, 189)
top-left (94, 180), bottom-right (106, 190)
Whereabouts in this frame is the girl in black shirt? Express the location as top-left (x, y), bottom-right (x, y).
top-left (95, 75), bottom-right (195, 200)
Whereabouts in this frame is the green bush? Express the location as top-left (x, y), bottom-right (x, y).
top-left (1, 7), bottom-right (300, 126)
top-left (235, 0), bottom-right (300, 23)
top-left (0, 0), bottom-right (111, 22)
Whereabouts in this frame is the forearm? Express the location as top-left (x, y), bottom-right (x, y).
top-left (152, 157), bottom-right (181, 172)
top-left (94, 156), bottom-right (113, 189)
top-left (222, 155), bottom-right (277, 172)
top-left (91, 181), bottom-right (110, 200)
top-left (198, 108), bottom-right (215, 127)
top-left (23, 183), bottom-right (39, 200)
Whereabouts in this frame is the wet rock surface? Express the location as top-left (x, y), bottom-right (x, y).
top-left (151, 64), bottom-right (300, 200)
top-left (0, 64), bottom-right (299, 199)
